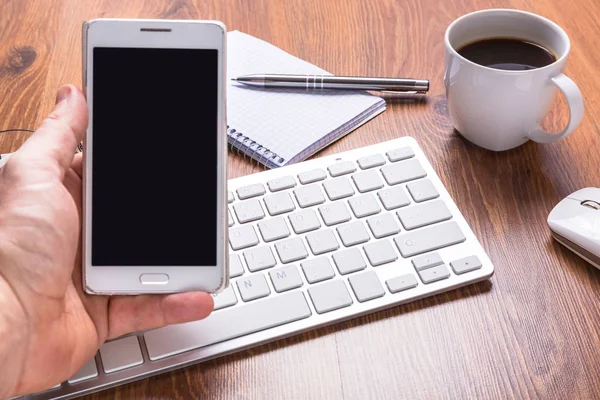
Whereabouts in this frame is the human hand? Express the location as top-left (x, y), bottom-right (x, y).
top-left (0, 85), bottom-right (214, 397)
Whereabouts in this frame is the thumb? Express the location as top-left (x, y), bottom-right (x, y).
top-left (11, 85), bottom-right (88, 181)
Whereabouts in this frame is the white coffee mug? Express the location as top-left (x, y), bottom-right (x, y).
top-left (444, 9), bottom-right (584, 151)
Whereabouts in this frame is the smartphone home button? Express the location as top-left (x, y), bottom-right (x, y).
top-left (139, 273), bottom-right (169, 285)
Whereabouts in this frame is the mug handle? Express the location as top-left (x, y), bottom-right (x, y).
top-left (528, 73), bottom-right (584, 143)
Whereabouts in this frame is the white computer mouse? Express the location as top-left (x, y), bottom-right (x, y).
top-left (548, 187), bottom-right (600, 269)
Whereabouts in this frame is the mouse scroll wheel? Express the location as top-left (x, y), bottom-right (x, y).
top-left (582, 200), bottom-right (600, 210)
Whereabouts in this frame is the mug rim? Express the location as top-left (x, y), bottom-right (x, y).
top-left (444, 8), bottom-right (571, 74)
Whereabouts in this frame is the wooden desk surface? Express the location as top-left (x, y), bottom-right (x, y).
top-left (2, 0), bottom-right (600, 398)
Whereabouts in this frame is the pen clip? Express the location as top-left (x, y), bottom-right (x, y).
top-left (380, 90), bottom-right (427, 95)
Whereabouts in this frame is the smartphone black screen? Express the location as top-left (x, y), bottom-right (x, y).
top-left (91, 47), bottom-right (218, 266)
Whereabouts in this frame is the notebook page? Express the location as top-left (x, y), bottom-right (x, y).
top-left (227, 31), bottom-right (385, 164)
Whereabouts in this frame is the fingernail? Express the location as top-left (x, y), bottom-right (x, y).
top-left (56, 85), bottom-right (72, 104)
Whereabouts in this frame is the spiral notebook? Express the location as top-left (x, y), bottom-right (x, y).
top-left (227, 31), bottom-right (386, 168)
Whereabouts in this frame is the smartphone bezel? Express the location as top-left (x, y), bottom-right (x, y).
top-left (82, 18), bottom-right (228, 295)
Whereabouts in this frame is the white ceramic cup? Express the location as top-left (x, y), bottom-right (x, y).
top-left (444, 9), bottom-right (584, 151)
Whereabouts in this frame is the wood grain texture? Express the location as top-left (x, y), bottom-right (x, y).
top-left (2, 0), bottom-right (600, 398)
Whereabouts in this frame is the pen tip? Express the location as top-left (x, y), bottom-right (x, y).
top-left (231, 77), bottom-right (238, 81)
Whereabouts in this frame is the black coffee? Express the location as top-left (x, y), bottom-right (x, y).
top-left (457, 38), bottom-right (556, 71)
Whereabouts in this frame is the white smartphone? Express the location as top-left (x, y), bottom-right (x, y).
top-left (82, 19), bottom-right (228, 295)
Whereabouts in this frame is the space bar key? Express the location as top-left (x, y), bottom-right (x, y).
top-left (144, 291), bottom-right (312, 361)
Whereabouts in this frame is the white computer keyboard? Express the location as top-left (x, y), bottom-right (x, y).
top-left (26, 137), bottom-right (494, 400)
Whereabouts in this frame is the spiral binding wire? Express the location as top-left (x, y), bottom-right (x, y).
top-left (226, 126), bottom-right (285, 168)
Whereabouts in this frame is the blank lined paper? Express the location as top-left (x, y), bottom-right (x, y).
top-left (227, 31), bottom-right (386, 168)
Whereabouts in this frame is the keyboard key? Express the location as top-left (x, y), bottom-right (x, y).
top-left (228, 210), bottom-right (234, 227)
top-left (348, 194), bottom-right (381, 218)
top-left (348, 271), bottom-right (385, 302)
top-left (68, 357), bottom-right (98, 384)
top-left (243, 246), bottom-right (277, 272)
top-left (386, 147), bottom-right (415, 162)
top-left (264, 192), bottom-right (296, 216)
top-left (418, 264), bottom-right (451, 284)
top-left (100, 336), bottom-right (143, 373)
top-left (237, 274), bottom-right (271, 301)
top-left (234, 199), bottom-right (265, 223)
top-left (267, 176), bottom-right (296, 192)
top-left (237, 183), bottom-right (266, 200)
top-left (298, 168), bottom-right (327, 184)
top-left (332, 248), bottom-right (367, 275)
top-left (228, 191), bottom-right (234, 203)
top-left (319, 202), bottom-right (351, 226)
top-left (258, 217), bottom-right (290, 242)
top-left (377, 186), bottom-right (410, 210)
top-left (396, 200), bottom-right (452, 230)
top-left (381, 159), bottom-right (426, 185)
top-left (357, 154), bottom-right (386, 169)
top-left (144, 292), bottom-right (311, 361)
top-left (275, 237), bottom-right (308, 263)
top-left (363, 240), bottom-right (398, 266)
top-left (306, 229), bottom-right (340, 255)
top-left (337, 221), bottom-right (370, 246)
top-left (301, 257), bottom-right (335, 283)
top-left (352, 169), bottom-right (384, 193)
top-left (394, 222), bottom-right (466, 258)
top-left (229, 225), bottom-right (259, 250)
top-left (269, 265), bottom-right (303, 292)
top-left (328, 161), bottom-right (356, 177)
top-left (294, 184), bottom-right (325, 208)
top-left (366, 213), bottom-right (401, 238)
top-left (213, 286), bottom-right (238, 310)
top-left (450, 255), bottom-right (482, 275)
top-left (386, 274), bottom-right (419, 293)
top-left (229, 253), bottom-right (245, 277)
top-left (289, 209), bottom-right (321, 234)
top-left (323, 177), bottom-right (355, 200)
top-left (411, 252), bottom-right (443, 271)
top-left (406, 179), bottom-right (439, 202)
top-left (308, 280), bottom-right (353, 314)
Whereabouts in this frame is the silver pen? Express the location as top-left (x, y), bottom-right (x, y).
top-left (232, 74), bottom-right (429, 93)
